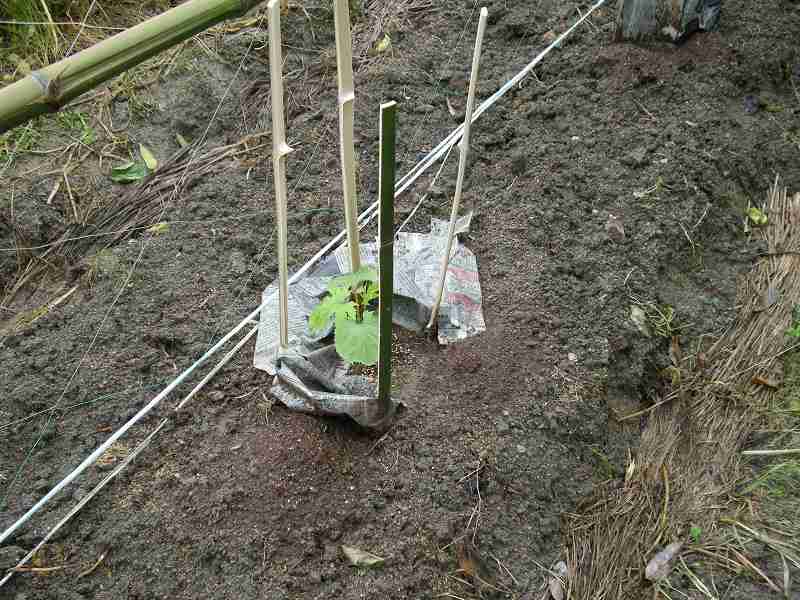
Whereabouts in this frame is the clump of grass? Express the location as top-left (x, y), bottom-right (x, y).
top-left (743, 461), bottom-right (800, 497)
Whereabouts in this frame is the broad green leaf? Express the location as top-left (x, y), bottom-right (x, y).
top-left (309, 292), bottom-right (355, 334)
top-left (139, 143), bottom-right (158, 170)
top-left (363, 281), bottom-right (379, 303)
top-left (111, 161), bottom-right (148, 183)
top-left (331, 266), bottom-right (378, 290)
top-left (335, 311), bottom-right (378, 365)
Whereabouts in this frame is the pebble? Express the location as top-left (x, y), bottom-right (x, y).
top-left (516, 444), bottom-right (526, 454)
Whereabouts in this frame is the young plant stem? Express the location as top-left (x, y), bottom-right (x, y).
top-left (377, 101), bottom-right (397, 411)
top-left (333, 0), bottom-right (361, 272)
top-left (268, 0), bottom-right (293, 350)
top-left (428, 7), bottom-right (488, 329)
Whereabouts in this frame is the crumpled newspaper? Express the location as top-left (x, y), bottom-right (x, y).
top-left (254, 215), bottom-right (486, 426)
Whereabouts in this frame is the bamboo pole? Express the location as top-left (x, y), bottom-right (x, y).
top-left (0, 0), bottom-right (264, 134)
top-left (377, 101), bottom-right (397, 413)
top-left (267, 0), bottom-right (292, 351)
top-left (333, 0), bottom-right (361, 272)
top-left (428, 7), bottom-right (488, 330)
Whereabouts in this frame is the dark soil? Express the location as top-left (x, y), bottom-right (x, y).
top-left (1, 1), bottom-right (799, 598)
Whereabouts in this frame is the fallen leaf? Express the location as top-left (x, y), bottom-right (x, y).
top-left (751, 375), bottom-right (779, 389)
top-left (446, 97), bottom-right (458, 117)
top-left (139, 143), bottom-right (158, 171)
top-left (147, 222), bottom-right (170, 235)
top-left (548, 561), bottom-right (568, 600)
top-left (341, 545), bottom-right (384, 568)
top-left (176, 133), bottom-right (189, 148)
top-left (110, 161), bottom-right (148, 183)
top-left (374, 33), bottom-right (391, 53)
top-left (630, 305), bottom-right (652, 337)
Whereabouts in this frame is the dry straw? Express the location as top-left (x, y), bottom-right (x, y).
top-left (565, 177), bottom-right (800, 598)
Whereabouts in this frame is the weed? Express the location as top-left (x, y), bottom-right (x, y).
top-left (0, 120), bottom-right (42, 164)
top-left (743, 461), bottom-right (800, 497)
top-left (57, 110), bottom-right (95, 144)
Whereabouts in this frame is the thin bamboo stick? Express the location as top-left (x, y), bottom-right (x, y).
top-left (428, 7), bottom-right (488, 330)
top-left (268, 0), bottom-right (292, 350)
top-left (377, 101), bottom-right (397, 413)
top-left (333, 0), bottom-right (361, 272)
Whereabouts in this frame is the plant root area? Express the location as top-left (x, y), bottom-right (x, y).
top-left (1, 1), bottom-right (798, 598)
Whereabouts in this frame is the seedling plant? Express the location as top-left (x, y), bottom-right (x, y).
top-left (309, 266), bottom-right (379, 366)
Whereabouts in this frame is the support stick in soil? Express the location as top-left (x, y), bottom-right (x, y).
top-left (0, 7), bottom-right (605, 546)
top-left (268, 0), bottom-right (293, 350)
top-left (333, 0), bottom-right (361, 272)
top-left (377, 101), bottom-right (397, 412)
top-left (428, 7), bottom-right (488, 330)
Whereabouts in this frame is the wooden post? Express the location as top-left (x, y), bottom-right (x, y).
top-left (268, 0), bottom-right (292, 351)
top-left (377, 101), bottom-right (397, 413)
top-left (333, 0), bottom-right (361, 272)
top-left (428, 7), bottom-right (488, 330)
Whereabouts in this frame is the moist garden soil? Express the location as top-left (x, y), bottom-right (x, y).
top-left (1, 0), bottom-right (799, 598)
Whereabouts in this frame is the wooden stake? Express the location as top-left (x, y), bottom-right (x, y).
top-left (428, 7), bottom-right (488, 330)
top-left (333, 0), bottom-right (361, 272)
top-left (377, 101), bottom-right (397, 413)
top-left (268, 0), bottom-right (293, 350)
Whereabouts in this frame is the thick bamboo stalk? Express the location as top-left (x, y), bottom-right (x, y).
top-left (377, 101), bottom-right (397, 413)
top-left (428, 7), bottom-right (488, 330)
top-left (0, 0), bottom-right (263, 134)
top-left (333, 0), bottom-right (361, 272)
top-left (268, 0), bottom-right (293, 351)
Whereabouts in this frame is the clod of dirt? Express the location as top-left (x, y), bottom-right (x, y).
top-left (510, 151), bottom-right (528, 176)
top-left (620, 146), bottom-right (649, 167)
top-left (605, 214), bottom-right (625, 243)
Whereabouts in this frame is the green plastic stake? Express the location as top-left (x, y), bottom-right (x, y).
top-left (377, 101), bottom-right (397, 412)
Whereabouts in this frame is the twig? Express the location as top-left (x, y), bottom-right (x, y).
top-left (742, 448), bottom-right (800, 456)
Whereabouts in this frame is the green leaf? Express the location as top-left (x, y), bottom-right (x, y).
top-left (331, 266), bottom-right (378, 290)
top-left (335, 311), bottom-right (379, 365)
top-left (374, 33), bottom-right (391, 54)
top-left (309, 289), bottom-right (355, 335)
top-left (147, 222), bottom-right (169, 235)
top-left (363, 281), bottom-right (379, 303)
top-left (111, 161), bottom-right (148, 183)
top-left (747, 207), bottom-right (768, 226)
top-left (689, 525), bottom-right (701, 544)
top-left (139, 143), bottom-right (158, 170)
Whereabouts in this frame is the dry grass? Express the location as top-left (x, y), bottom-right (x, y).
top-left (563, 177), bottom-right (800, 598)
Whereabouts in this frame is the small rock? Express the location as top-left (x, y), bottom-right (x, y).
top-left (567, 352), bottom-right (578, 363)
top-left (620, 146), bottom-right (648, 167)
top-left (230, 251), bottom-right (248, 275)
top-left (510, 152), bottom-right (528, 176)
top-left (0, 545), bottom-right (26, 565)
top-left (743, 95), bottom-right (759, 114)
top-left (516, 444), bottom-right (526, 454)
top-left (605, 214), bottom-right (625, 243)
